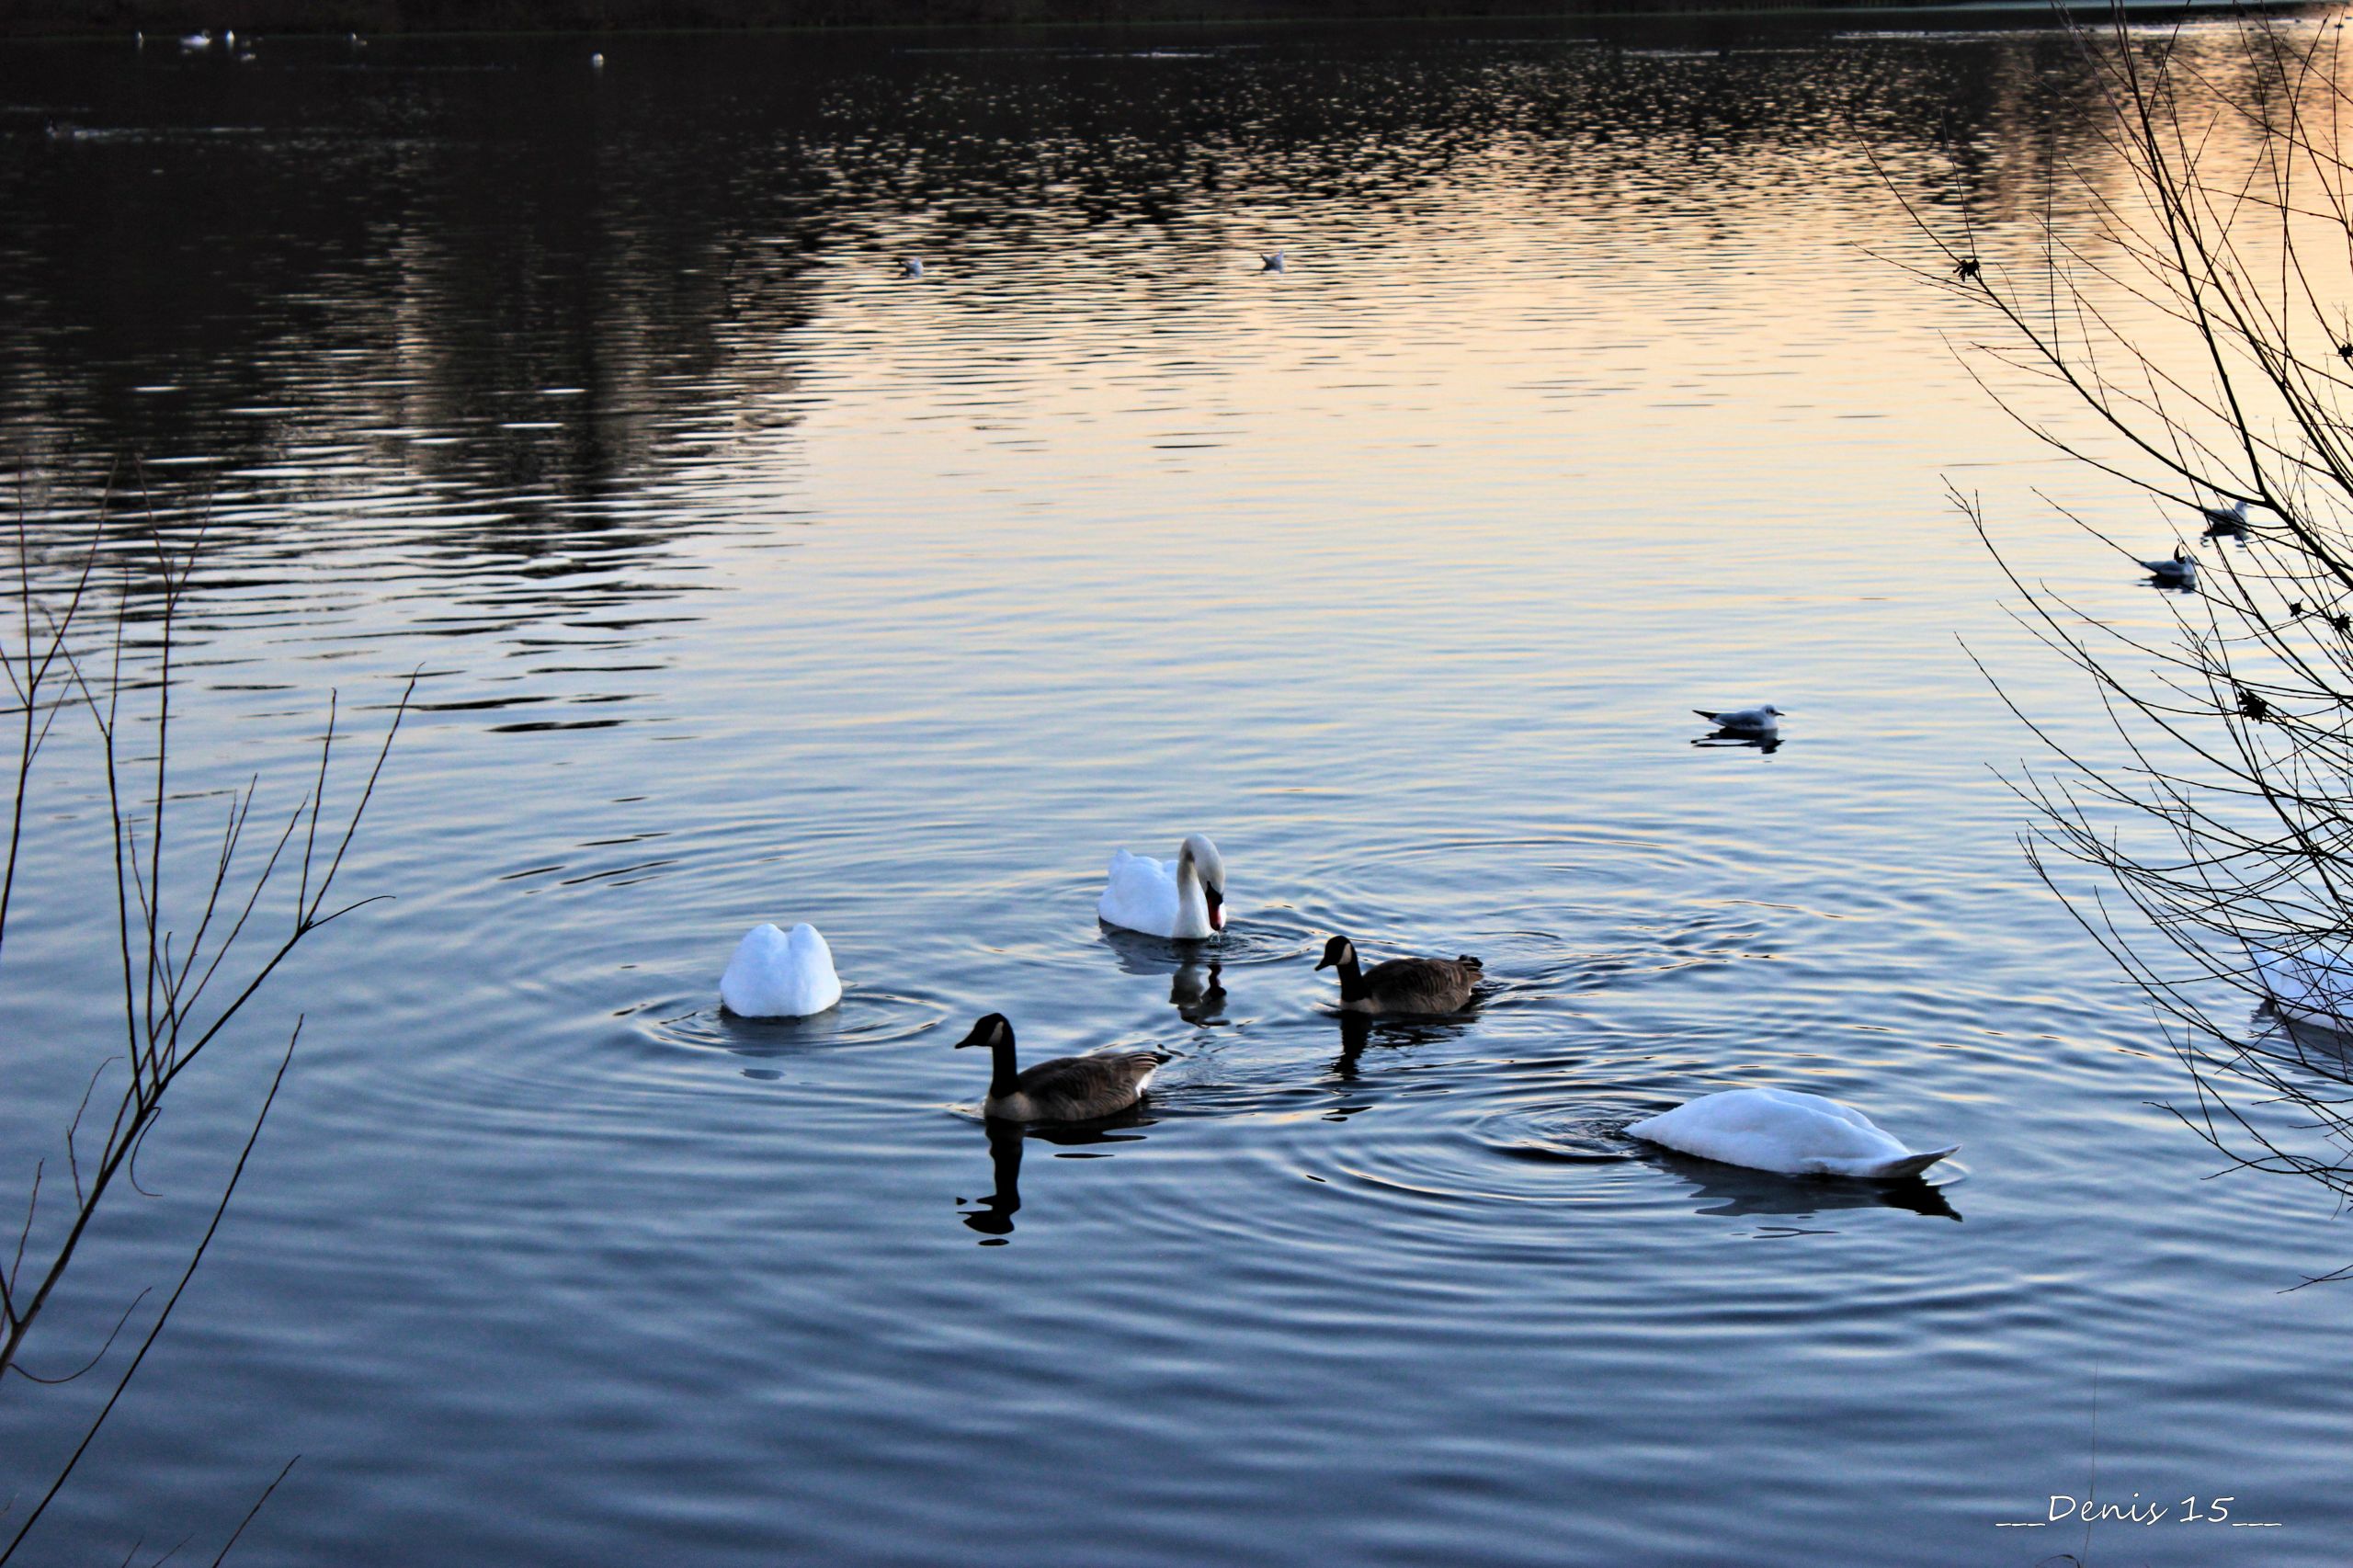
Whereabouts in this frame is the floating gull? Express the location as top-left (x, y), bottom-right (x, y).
top-left (180, 29), bottom-right (212, 51)
top-left (2142, 548), bottom-right (2197, 588)
top-left (2201, 498), bottom-right (2252, 539)
top-left (1694, 704), bottom-right (1784, 736)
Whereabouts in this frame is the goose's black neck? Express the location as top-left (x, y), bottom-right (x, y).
top-left (1332, 950), bottom-right (1367, 1004)
top-left (987, 1037), bottom-right (1021, 1099)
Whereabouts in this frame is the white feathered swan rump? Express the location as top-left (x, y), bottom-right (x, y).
top-left (1628, 1087), bottom-right (1956, 1179)
top-left (719, 922), bottom-right (843, 1018)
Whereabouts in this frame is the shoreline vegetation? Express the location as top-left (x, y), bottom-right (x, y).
top-left (1, 0), bottom-right (2310, 42)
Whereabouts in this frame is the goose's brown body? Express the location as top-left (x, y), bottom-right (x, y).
top-left (956, 1014), bottom-right (1169, 1122)
top-left (1317, 936), bottom-right (1483, 1016)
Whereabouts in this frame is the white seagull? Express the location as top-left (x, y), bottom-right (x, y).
top-left (1694, 704), bottom-right (1784, 735)
top-left (2142, 548), bottom-right (2197, 588)
top-left (2200, 498), bottom-right (2251, 537)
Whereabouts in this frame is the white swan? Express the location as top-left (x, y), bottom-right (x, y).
top-left (719, 922), bottom-right (841, 1018)
top-left (2252, 944), bottom-right (2353, 1031)
top-left (1695, 704), bottom-right (1783, 735)
top-left (1629, 1087), bottom-right (1957, 1179)
top-left (1098, 833), bottom-right (1227, 939)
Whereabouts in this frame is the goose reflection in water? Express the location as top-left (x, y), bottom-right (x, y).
top-left (1326, 1010), bottom-right (1477, 1085)
top-left (957, 1114), bottom-right (1151, 1241)
top-left (1643, 1146), bottom-right (1961, 1221)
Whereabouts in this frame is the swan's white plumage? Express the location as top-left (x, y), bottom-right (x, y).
top-left (1629, 1087), bottom-right (1957, 1179)
top-left (1097, 834), bottom-right (1224, 939)
top-left (2253, 945), bottom-right (2353, 1029)
top-left (719, 922), bottom-right (842, 1018)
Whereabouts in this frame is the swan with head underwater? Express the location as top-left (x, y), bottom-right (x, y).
top-left (718, 922), bottom-right (842, 1018)
top-left (1628, 1087), bottom-right (1957, 1179)
top-left (1098, 832), bottom-right (1228, 940)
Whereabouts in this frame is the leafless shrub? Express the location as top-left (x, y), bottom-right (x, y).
top-left (1883, 7), bottom-right (2353, 1276)
top-left (1, 483), bottom-right (411, 1554)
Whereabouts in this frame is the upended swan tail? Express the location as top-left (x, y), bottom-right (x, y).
top-left (1864, 1144), bottom-right (1959, 1179)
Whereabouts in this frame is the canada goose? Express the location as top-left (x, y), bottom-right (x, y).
top-left (1261, 250), bottom-right (1286, 272)
top-left (1315, 935), bottom-right (1482, 1015)
top-left (1099, 833), bottom-right (1227, 939)
top-left (1628, 1087), bottom-right (1958, 1179)
top-left (718, 922), bottom-right (842, 1018)
top-left (955, 1014), bottom-right (1168, 1122)
top-left (901, 256), bottom-right (924, 278)
top-left (2142, 549), bottom-right (2197, 588)
top-left (1695, 704), bottom-right (1784, 735)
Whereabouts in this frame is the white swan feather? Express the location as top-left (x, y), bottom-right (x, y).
top-left (1629, 1087), bottom-right (1957, 1179)
top-left (719, 922), bottom-right (842, 1018)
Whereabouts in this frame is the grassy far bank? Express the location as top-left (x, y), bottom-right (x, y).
top-left (0, 0), bottom-right (2304, 40)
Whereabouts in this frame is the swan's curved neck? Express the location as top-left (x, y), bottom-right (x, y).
top-left (1175, 854), bottom-right (1211, 929)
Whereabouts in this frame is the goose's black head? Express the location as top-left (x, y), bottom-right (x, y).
top-left (954, 1014), bottom-right (1014, 1051)
top-left (1315, 936), bottom-right (1358, 971)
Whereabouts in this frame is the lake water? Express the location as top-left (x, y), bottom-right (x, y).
top-left (3, 14), bottom-right (2348, 1565)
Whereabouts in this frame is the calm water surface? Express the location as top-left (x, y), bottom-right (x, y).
top-left (3, 16), bottom-right (2348, 1565)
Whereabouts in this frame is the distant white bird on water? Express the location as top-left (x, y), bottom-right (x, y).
top-left (2142, 548), bottom-right (2197, 588)
top-left (1099, 833), bottom-right (1228, 940)
top-left (180, 29), bottom-right (212, 51)
top-left (719, 922), bottom-right (842, 1018)
top-left (1261, 249), bottom-right (1286, 272)
top-left (900, 256), bottom-right (924, 278)
top-left (1694, 704), bottom-right (1784, 736)
top-left (2200, 498), bottom-right (2252, 537)
top-left (2251, 943), bottom-right (2353, 1031)
top-left (590, 51), bottom-right (606, 69)
top-left (1629, 1087), bottom-right (1958, 1179)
